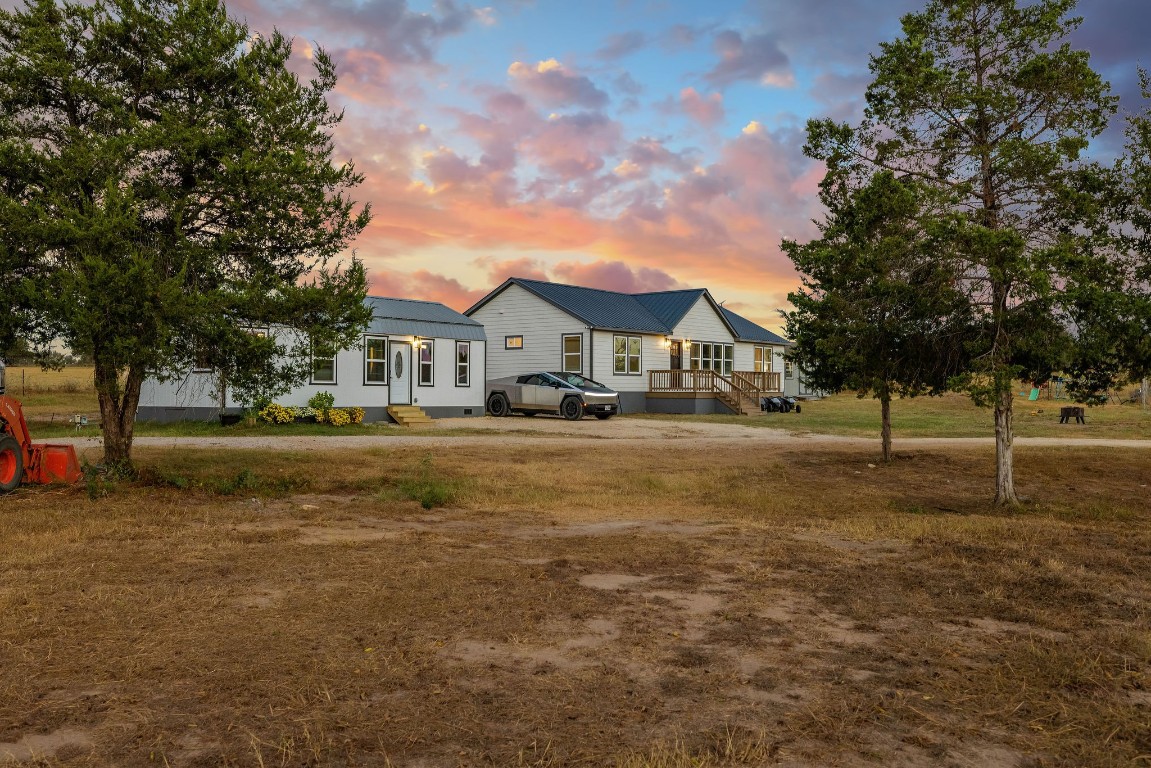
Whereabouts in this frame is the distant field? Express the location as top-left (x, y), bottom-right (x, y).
top-left (3, 366), bottom-right (99, 421)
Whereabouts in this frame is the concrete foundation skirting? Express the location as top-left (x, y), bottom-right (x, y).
top-left (644, 392), bottom-right (735, 415)
top-left (136, 405), bottom-right (484, 424)
top-left (135, 406), bottom-right (227, 423)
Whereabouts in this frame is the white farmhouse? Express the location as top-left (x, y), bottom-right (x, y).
top-left (466, 278), bottom-right (792, 414)
top-left (137, 297), bottom-right (487, 424)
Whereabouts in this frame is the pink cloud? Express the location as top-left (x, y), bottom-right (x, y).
top-left (680, 87), bottom-right (724, 127)
top-left (507, 59), bottom-right (609, 109)
top-left (368, 269), bottom-right (487, 312)
top-left (473, 256), bottom-right (551, 284)
top-left (552, 261), bottom-right (686, 294)
top-left (705, 30), bottom-right (793, 88)
top-left (519, 112), bottom-right (622, 181)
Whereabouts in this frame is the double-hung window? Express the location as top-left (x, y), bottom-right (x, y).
top-left (456, 341), bottom-right (470, 386)
top-left (365, 337), bottom-right (387, 384)
top-left (754, 346), bottom-right (773, 373)
top-left (312, 345), bottom-right (336, 384)
top-left (562, 334), bottom-right (582, 373)
top-left (613, 335), bottom-right (641, 375)
top-left (418, 339), bottom-right (434, 386)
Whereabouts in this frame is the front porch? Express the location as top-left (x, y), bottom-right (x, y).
top-left (646, 370), bottom-right (783, 415)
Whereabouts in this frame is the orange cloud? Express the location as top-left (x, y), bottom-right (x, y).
top-left (368, 269), bottom-right (488, 312)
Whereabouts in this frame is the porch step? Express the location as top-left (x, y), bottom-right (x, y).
top-left (387, 405), bottom-right (433, 426)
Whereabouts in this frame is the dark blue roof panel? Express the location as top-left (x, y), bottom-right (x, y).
top-left (513, 279), bottom-right (671, 333)
top-left (633, 290), bottom-right (708, 329)
top-left (366, 296), bottom-right (486, 341)
top-left (720, 307), bottom-right (790, 345)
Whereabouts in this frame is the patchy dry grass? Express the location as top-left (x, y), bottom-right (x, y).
top-left (1, 442), bottom-right (1149, 766)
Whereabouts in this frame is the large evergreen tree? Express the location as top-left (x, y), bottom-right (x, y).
top-left (804, 0), bottom-right (1121, 504)
top-left (784, 171), bottom-right (971, 463)
top-left (0, 0), bottom-right (372, 468)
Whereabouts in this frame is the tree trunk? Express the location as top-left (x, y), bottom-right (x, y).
top-left (1142, 378), bottom-right (1148, 410)
top-left (94, 354), bottom-right (144, 470)
top-left (993, 384), bottom-right (1019, 506)
top-left (880, 393), bottom-right (892, 464)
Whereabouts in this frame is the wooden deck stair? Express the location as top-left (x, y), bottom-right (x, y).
top-left (387, 405), bottom-right (433, 426)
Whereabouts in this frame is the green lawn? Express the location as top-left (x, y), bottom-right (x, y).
top-left (635, 390), bottom-right (1151, 440)
top-left (11, 366), bottom-right (1150, 442)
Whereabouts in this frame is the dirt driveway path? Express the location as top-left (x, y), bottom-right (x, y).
top-left (55, 415), bottom-right (1151, 452)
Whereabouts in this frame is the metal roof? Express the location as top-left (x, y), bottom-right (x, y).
top-left (467, 278), bottom-right (790, 343)
top-left (365, 296), bottom-right (486, 341)
top-left (633, 289), bottom-right (707, 329)
top-left (720, 307), bottom-right (791, 345)
top-left (511, 279), bottom-right (671, 333)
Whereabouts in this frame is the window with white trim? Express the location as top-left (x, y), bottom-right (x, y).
top-left (312, 349), bottom-right (336, 384)
top-left (418, 339), bottom-right (434, 386)
top-left (754, 346), bottom-right (773, 373)
top-left (689, 342), bottom-right (733, 374)
top-left (562, 334), bottom-right (582, 373)
top-left (613, 335), bottom-right (641, 375)
top-left (364, 337), bottom-right (388, 384)
top-left (456, 341), bottom-right (470, 386)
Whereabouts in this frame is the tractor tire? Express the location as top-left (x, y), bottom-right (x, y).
top-left (487, 393), bottom-right (510, 417)
top-left (0, 435), bottom-right (23, 493)
top-left (560, 397), bottom-right (583, 421)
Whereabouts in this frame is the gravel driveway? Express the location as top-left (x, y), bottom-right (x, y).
top-left (53, 415), bottom-right (1151, 452)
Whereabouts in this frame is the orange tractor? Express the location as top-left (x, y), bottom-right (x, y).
top-left (0, 361), bottom-right (83, 492)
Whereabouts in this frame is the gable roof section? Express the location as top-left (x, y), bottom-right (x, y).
top-left (632, 289), bottom-right (707, 329)
top-left (466, 277), bottom-right (790, 343)
top-left (720, 307), bottom-right (790, 345)
top-left (474, 278), bottom-right (670, 333)
top-left (366, 296), bottom-right (486, 341)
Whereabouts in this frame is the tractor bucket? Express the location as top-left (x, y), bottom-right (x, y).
top-left (29, 444), bottom-right (83, 484)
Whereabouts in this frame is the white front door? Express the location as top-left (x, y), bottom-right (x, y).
top-left (390, 342), bottom-right (412, 405)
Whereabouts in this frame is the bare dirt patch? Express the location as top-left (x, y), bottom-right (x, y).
top-left (1, 442), bottom-right (1149, 766)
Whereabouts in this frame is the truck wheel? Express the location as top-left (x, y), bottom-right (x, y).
top-left (0, 435), bottom-right (23, 492)
top-left (560, 397), bottom-right (582, 421)
top-left (487, 393), bottom-right (510, 417)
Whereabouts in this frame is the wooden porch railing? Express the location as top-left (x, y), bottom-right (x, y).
top-left (648, 370), bottom-right (782, 413)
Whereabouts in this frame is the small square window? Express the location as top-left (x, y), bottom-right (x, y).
top-left (505, 335), bottom-right (524, 350)
top-left (312, 354), bottom-right (336, 384)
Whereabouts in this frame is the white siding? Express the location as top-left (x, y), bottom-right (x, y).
top-left (669, 297), bottom-right (735, 346)
top-left (734, 342), bottom-right (787, 373)
top-left (139, 372), bottom-right (220, 409)
top-left (141, 332), bottom-right (485, 412)
top-left (470, 284), bottom-right (583, 378)
top-left (589, 330), bottom-right (669, 392)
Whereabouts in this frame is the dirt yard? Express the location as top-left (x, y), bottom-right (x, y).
top-left (1, 433), bottom-right (1149, 767)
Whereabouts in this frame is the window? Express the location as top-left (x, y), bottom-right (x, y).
top-left (192, 341), bottom-right (213, 373)
top-left (364, 337), bottom-right (388, 384)
top-left (785, 358), bottom-right (795, 379)
top-left (418, 339), bottom-right (433, 386)
top-left (312, 350), bottom-right (336, 384)
top-left (613, 335), bottom-right (641, 375)
top-left (505, 335), bottom-right (523, 349)
top-left (456, 341), bottom-right (470, 387)
top-left (754, 346), bottom-right (773, 373)
top-left (562, 334), bottom-right (582, 373)
top-left (689, 341), bottom-right (733, 374)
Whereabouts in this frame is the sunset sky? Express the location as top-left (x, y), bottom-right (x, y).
top-left (226, 0), bottom-right (1147, 331)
